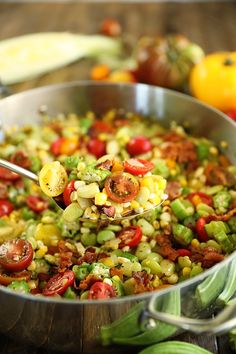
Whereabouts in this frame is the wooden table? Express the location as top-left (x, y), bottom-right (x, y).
top-left (0, 1), bottom-right (236, 353)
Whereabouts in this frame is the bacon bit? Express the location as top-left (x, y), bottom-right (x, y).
top-left (38, 273), bottom-right (51, 282)
top-left (204, 208), bottom-right (236, 223)
top-left (202, 252), bottom-right (224, 268)
top-left (156, 234), bottom-right (179, 261)
top-left (219, 155), bottom-right (231, 168)
top-left (165, 181), bottom-right (182, 201)
top-left (163, 132), bottom-right (185, 142)
top-left (132, 271), bottom-right (154, 294)
top-left (161, 140), bottom-right (197, 165)
top-left (205, 164), bottom-right (235, 187)
top-left (77, 251), bottom-right (97, 265)
top-left (0, 183), bottom-right (8, 199)
top-left (58, 240), bottom-right (74, 271)
top-left (79, 274), bottom-right (100, 290)
top-left (100, 205), bottom-right (116, 218)
top-left (110, 267), bottom-right (124, 280)
top-left (97, 159), bottom-right (113, 171)
top-left (97, 252), bottom-right (109, 260)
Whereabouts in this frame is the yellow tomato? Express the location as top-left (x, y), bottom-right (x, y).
top-left (35, 223), bottom-right (61, 246)
top-left (190, 52), bottom-right (236, 111)
top-left (39, 161), bottom-right (68, 197)
top-left (59, 136), bottom-right (79, 155)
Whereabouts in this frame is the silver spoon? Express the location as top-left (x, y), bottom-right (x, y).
top-left (0, 158), bottom-right (167, 221)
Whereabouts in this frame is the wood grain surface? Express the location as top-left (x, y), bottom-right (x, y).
top-left (0, 1), bottom-right (236, 353)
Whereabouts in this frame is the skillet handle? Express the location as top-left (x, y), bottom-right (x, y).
top-left (140, 293), bottom-right (236, 335)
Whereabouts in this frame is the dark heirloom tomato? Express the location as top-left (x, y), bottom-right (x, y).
top-left (187, 192), bottom-right (213, 207)
top-left (127, 136), bottom-right (152, 156)
top-left (0, 200), bottom-right (14, 217)
top-left (88, 281), bottom-right (115, 299)
top-left (0, 239), bottom-right (33, 272)
top-left (63, 180), bottom-right (76, 206)
top-left (105, 172), bottom-right (139, 203)
top-left (196, 217), bottom-right (209, 242)
top-left (118, 226), bottom-right (142, 248)
top-left (87, 138), bottom-right (106, 158)
top-left (124, 158), bottom-right (154, 176)
top-left (26, 195), bottom-right (48, 213)
top-left (42, 270), bottom-right (75, 296)
top-left (0, 166), bottom-right (20, 181)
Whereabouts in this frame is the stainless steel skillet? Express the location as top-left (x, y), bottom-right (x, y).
top-left (0, 82), bottom-right (236, 353)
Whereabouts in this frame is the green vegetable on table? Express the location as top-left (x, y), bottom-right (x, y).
top-left (137, 341), bottom-right (212, 354)
top-left (172, 224), bottom-right (194, 246)
top-left (213, 190), bottom-right (232, 214)
top-left (7, 280), bottom-right (30, 294)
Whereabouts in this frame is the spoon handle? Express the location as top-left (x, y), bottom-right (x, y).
top-left (0, 158), bottom-right (39, 183)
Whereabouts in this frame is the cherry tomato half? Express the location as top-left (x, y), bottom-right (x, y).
top-left (88, 281), bottom-right (115, 300)
top-left (26, 195), bottom-right (49, 213)
top-left (105, 172), bottom-right (139, 203)
top-left (196, 217), bottom-right (209, 242)
top-left (0, 200), bottom-right (14, 217)
top-left (127, 136), bottom-right (152, 156)
top-left (0, 239), bottom-right (33, 272)
top-left (0, 270), bottom-right (31, 286)
top-left (187, 192), bottom-right (213, 207)
top-left (0, 166), bottom-right (20, 181)
top-left (177, 249), bottom-right (192, 257)
top-left (124, 158), bottom-right (154, 176)
top-left (63, 180), bottom-right (76, 206)
top-left (87, 138), bottom-right (106, 158)
top-left (51, 137), bottom-right (79, 156)
top-left (42, 270), bottom-right (75, 296)
top-left (118, 226), bottom-right (142, 248)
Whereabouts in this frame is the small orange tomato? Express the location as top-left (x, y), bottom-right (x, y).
top-left (100, 18), bottom-right (121, 37)
top-left (90, 64), bottom-right (110, 81)
top-left (108, 70), bottom-right (136, 83)
top-left (190, 52), bottom-right (236, 111)
top-left (59, 136), bottom-right (79, 155)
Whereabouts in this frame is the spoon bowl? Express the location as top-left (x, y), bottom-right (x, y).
top-left (0, 157), bottom-right (167, 222)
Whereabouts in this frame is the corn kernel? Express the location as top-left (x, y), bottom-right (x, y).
top-left (95, 192), bottom-right (107, 206)
top-left (191, 238), bottom-right (200, 248)
top-left (166, 159), bottom-right (176, 169)
top-left (179, 177), bottom-right (187, 187)
top-left (182, 267), bottom-right (191, 277)
top-left (140, 176), bottom-right (155, 192)
top-left (35, 247), bottom-right (48, 258)
top-left (27, 260), bottom-right (36, 271)
top-left (131, 200), bottom-right (140, 209)
top-left (28, 280), bottom-right (38, 290)
top-left (103, 278), bottom-right (113, 286)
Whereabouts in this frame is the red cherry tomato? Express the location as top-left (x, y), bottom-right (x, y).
top-left (105, 172), bottom-right (139, 203)
top-left (177, 249), bottom-right (192, 257)
top-left (87, 138), bottom-right (106, 158)
top-left (226, 109), bottom-right (236, 121)
top-left (42, 270), bottom-right (75, 296)
top-left (88, 281), bottom-right (116, 299)
top-left (0, 270), bottom-right (31, 285)
top-left (0, 200), bottom-right (14, 217)
top-left (89, 120), bottom-right (113, 137)
top-left (124, 158), bottom-right (154, 176)
top-left (100, 18), bottom-right (122, 37)
top-left (118, 226), bottom-right (142, 248)
top-left (196, 217), bottom-right (209, 242)
top-left (187, 192), bottom-right (213, 207)
top-left (0, 166), bottom-right (20, 181)
top-left (0, 239), bottom-right (33, 272)
top-left (63, 180), bottom-right (76, 206)
top-left (127, 136), bottom-right (152, 156)
top-left (50, 137), bottom-right (65, 156)
top-left (26, 196), bottom-right (48, 213)
top-left (10, 150), bottom-right (31, 168)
